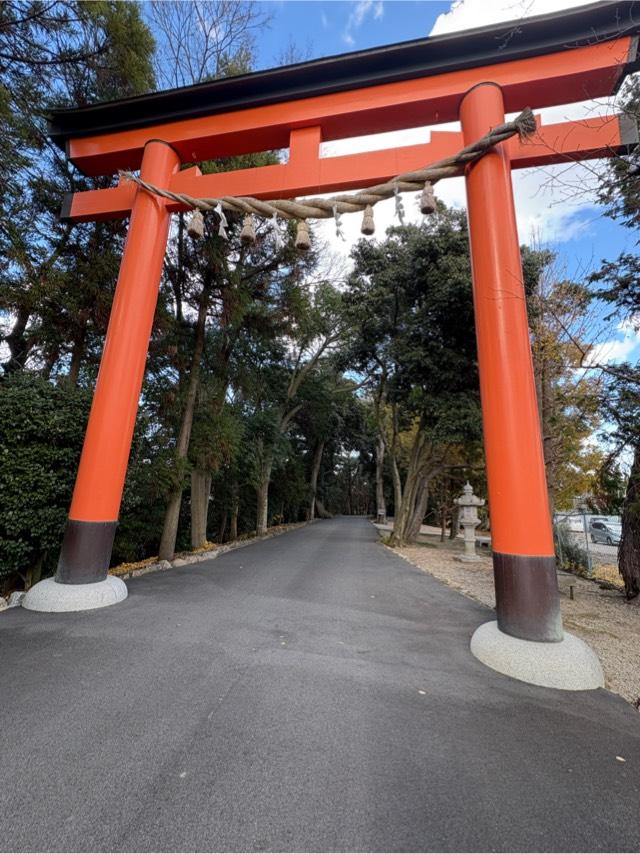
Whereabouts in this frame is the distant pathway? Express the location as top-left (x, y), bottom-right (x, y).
top-left (1, 517), bottom-right (639, 852)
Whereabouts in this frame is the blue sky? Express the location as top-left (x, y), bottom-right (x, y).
top-left (255, 1), bottom-right (450, 67)
top-left (247, 0), bottom-right (638, 367)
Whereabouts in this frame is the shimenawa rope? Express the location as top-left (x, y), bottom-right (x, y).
top-left (119, 108), bottom-right (536, 246)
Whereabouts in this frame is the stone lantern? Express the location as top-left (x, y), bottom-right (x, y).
top-left (455, 482), bottom-right (485, 562)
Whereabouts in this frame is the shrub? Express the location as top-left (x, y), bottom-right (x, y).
top-left (554, 522), bottom-right (591, 575)
top-left (0, 373), bottom-right (90, 587)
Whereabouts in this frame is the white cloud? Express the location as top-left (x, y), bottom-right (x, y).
top-left (320, 11), bottom-right (329, 30)
top-left (583, 319), bottom-right (640, 367)
top-left (430, 0), bottom-right (595, 36)
top-left (342, 0), bottom-right (384, 47)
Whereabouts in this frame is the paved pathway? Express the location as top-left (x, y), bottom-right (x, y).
top-left (1, 517), bottom-right (639, 852)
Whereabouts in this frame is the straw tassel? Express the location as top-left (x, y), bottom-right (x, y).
top-left (294, 220), bottom-right (311, 251)
top-left (420, 182), bottom-right (436, 215)
top-left (187, 209), bottom-right (205, 239)
top-left (240, 214), bottom-right (257, 245)
top-left (361, 205), bottom-right (375, 236)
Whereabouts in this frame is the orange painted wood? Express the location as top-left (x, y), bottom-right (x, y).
top-left (64, 115), bottom-right (629, 223)
top-left (460, 83), bottom-right (555, 558)
top-left (69, 141), bottom-right (180, 522)
top-left (67, 39), bottom-right (632, 176)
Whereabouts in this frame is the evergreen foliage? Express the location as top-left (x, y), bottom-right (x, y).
top-left (0, 372), bottom-right (90, 585)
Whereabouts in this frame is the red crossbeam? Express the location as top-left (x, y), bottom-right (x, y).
top-left (63, 115), bottom-right (633, 223)
top-left (65, 39), bottom-right (632, 177)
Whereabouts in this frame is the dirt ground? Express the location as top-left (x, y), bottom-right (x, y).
top-left (393, 540), bottom-right (640, 707)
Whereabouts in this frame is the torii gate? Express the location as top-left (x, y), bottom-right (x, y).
top-left (24, 3), bottom-right (639, 688)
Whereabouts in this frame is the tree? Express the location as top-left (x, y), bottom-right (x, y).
top-left (0, 1), bottom-right (154, 377)
top-left (237, 277), bottom-right (344, 535)
top-left (524, 247), bottom-right (606, 512)
top-left (591, 74), bottom-right (640, 598)
top-left (596, 365), bottom-right (640, 598)
top-left (343, 207), bottom-right (482, 546)
top-left (294, 366), bottom-right (361, 521)
top-left (0, 372), bottom-right (90, 590)
top-left (587, 247), bottom-right (640, 598)
top-left (148, 0), bottom-right (270, 89)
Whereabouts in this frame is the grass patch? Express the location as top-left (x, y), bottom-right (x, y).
top-left (592, 563), bottom-right (624, 590)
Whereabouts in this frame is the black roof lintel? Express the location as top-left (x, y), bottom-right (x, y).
top-left (48, 1), bottom-right (640, 149)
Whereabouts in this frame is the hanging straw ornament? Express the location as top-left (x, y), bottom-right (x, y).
top-left (119, 108), bottom-right (535, 258)
top-left (295, 220), bottom-right (311, 251)
top-left (332, 204), bottom-right (345, 241)
top-left (270, 213), bottom-right (284, 251)
top-left (361, 204), bottom-right (375, 236)
top-left (187, 209), bottom-right (205, 239)
top-left (240, 214), bottom-right (257, 245)
top-left (394, 184), bottom-right (405, 225)
top-left (214, 202), bottom-right (228, 239)
top-left (420, 181), bottom-right (436, 215)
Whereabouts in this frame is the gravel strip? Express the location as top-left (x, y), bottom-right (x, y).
top-left (393, 541), bottom-right (640, 706)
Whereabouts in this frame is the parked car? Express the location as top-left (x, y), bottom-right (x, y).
top-left (588, 518), bottom-right (622, 546)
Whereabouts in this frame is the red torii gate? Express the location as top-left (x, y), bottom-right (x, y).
top-left (24, 3), bottom-right (639, 688)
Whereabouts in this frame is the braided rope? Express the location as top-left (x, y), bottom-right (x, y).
top-left (120, 108), bottom-right (536, 222)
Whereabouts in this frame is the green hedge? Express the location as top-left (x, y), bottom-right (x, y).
top-left (0, 374), bottom-right (90, 582)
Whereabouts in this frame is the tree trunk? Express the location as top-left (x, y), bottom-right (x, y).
top-left (190, 468), bottom-right (211, 549)
top-left (619, 444), bottom-right (640, 599)
top-left (391, 455), bottom-right (402, 522)
top-left (390, 471), bottom-right (428, 546)
top-left (308, 440), bottom-right (325, 521)
top-left (389, 404), bottom-right (403, 521)
top-left (42, 346), bottom-right (60, 379)
top-left (389, 421), bottom-right (432, 546)
top-left (391, 491), bottom-right (413, 545)
top-left (449, 503), bottom-right (460, 540)
top-left (230, 479), bottom-right (239, 541)
top-left (256, 452), bottom-right (273, 536)
top-left (218, 511), bottom-right (228, 544)
top-left (68, 321), bottom-right (87, 386)
top-left (158, 281), bottom-right (211, 560)
top-left (407, 478), bottom-right (430, 542)
top-left (375, 432), bottom-right (386, 523)
top-left (533, 305), bottom-right (556, 517)
top-left (315, 498), bottom-right (333, 519)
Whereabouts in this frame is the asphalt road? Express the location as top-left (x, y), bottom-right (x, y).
top-left (1, 516), bottom-right (639, 853)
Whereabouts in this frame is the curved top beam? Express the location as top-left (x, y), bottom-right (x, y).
top-left (48, 1), bottom-right (639, 155)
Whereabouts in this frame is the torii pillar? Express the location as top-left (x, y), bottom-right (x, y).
top-left (23, 140), bottom-right (180, 611)
top-left (459, 83), bottom-right (602, 688)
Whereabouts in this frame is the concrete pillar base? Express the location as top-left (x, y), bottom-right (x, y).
top-left (456, 554), bottom-right (481, 563)
top-left (22, 576), bottom-right (127, 613)
top-left (470, 620), bottom-right (604, 690)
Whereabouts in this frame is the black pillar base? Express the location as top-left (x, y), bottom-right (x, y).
top-left (493, 552), bottom-right (563, 642)
top-left (55, 519), bottom-right (117, 585)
